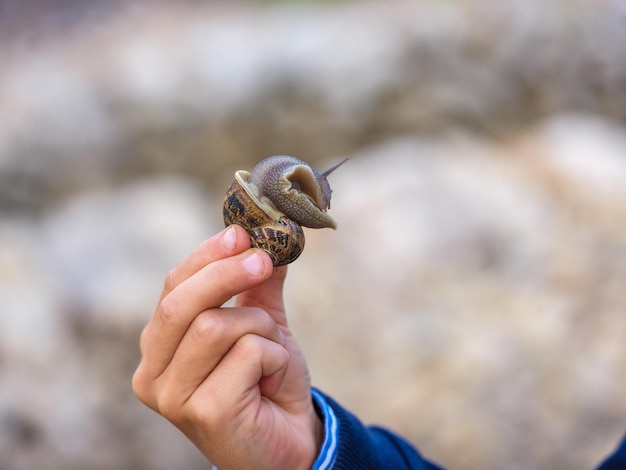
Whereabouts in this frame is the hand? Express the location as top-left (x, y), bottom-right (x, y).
top-left (132, 225), bottom-right (323, 470)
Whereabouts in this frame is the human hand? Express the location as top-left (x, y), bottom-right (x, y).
top-left (132, 225), bottom-right (323, 470)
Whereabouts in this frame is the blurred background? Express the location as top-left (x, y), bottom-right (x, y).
top-left (1, 0), bottom-right (625, 468)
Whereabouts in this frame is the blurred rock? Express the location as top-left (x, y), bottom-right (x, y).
top-left (1, 0), bottom-right (626, 468)
top-left (0, 113), bottom-right (624, 469)
top-left (39, 176), bottom-right (218, 330)
top-left (2, 0), bottom-right (626, 209)
top-left (287, 114), bottom-right (626, 470)
top-left (0, 177), bottom-right (219, 469)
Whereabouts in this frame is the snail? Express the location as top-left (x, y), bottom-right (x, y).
top-left (223, 155), bottom-right (349, 266)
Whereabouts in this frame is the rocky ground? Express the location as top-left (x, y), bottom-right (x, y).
top-left (1, 1), bottom-right (625, 469)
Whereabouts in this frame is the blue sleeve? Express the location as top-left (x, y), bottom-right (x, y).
top-left (311, 388), bottom-right (444, 470)
top-left (597, 432), bottom-right (626, 470)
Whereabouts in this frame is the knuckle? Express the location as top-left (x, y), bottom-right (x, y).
top-left (155, 387), bottom-right (178, 419)
top-left (131, 366), bottom-right (151, 406)
top-left (251, 307), bottom-right (279, 338)
top-left (138, 326), bottom-right (149, 355)
top-left (183, 392), bottom-right (219, 426)
top-left (156, 294), bottom-right (179, 329)
top-left (163, 268), bottom-right (178, 294)
top-left (233, 333), bottom-right (263, 357)
top-left (190, 311), bottom-right (226, 343)
top-left (153, 379), bottom-right (190, 423)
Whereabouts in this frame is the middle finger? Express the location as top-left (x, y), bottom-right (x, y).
top-left (141, 249), bottom-right (272, 380)
top-left (156, 306), bottom-right (284, 409)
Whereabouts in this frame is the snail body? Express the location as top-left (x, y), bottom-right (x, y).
top-left (223, 155), bottom-right (348, 266)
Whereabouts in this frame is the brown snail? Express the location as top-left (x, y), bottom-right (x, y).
top-left (223, 155), bottom-right (349, 266)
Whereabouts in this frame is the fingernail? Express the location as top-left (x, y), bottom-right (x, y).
top-left (222, 226), bottom-right (237, 251)
top-left (243, 252), bottom-right (265, 277)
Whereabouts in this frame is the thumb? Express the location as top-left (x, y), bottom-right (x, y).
top-left (234, 264), bottom-right (289, 326)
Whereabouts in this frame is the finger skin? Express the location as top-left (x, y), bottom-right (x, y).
top-left (137, 248), bottom-right (273, 384)
top-left (161, 225), bottom-right (251, 298)
top-left (235, 265), bottom-right (289, 325)
top-left (134, 226), bottom-right (273, 401)
top-left (153, 306), bottom-right (285, 413)
top-left (140, 225), bottom-right (252, 353)
top-left (178, 334), bottom-right (309, 470)
top-left (132, 226), bottom-right (323, 470)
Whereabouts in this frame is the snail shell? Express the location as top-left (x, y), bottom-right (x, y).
top-left (223, 155), bottom-right (348, 266)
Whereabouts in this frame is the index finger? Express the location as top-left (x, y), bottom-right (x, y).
top-left (159, 225), bottom-right (252, 301)
top-left (139, 225), bottom-right (250, 356)
top-left (138, 248), bottom-right (272, 381)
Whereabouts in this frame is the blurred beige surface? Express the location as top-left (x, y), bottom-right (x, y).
top-left (1, 1), bottom-right (625, 469)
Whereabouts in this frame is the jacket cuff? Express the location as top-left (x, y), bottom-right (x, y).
top-left (311, 388), bottom-right (339, 469)
top-left (310, 388), bottom-right (443, 470)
